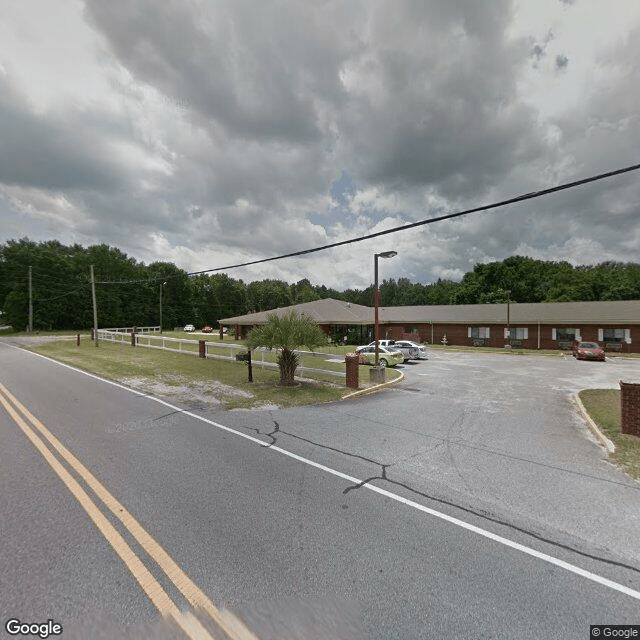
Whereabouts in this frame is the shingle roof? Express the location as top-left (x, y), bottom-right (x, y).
top-left (380, 300), bottom-right (640, 324)
top-left (220, 298), bottom-right (373, 325)
top-left (220, 298), bottom-right (640, 326)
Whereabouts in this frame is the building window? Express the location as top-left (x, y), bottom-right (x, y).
top-left (552, 328), bottom-right (580, 348)
top-left (552, 328), bottom-right (581, 340)
top-left (599, 328), bottom-right (630, 350)
top-left (602, 328), bottom-right (624, 342)
top-left (468, 327), bottom-right (490, 339)
top-left (507, 327), bottom-right (528, 340)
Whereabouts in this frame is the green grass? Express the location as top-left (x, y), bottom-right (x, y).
top-left (27, 338), bottom-right (353, 410)
top-left (579, 389), bottom-right (640, 479)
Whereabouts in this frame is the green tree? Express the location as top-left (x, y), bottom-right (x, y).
top-left (423, 279), bottom-right (460, 305)
top-left (247, 279), bottom-right (292, 312)
top-left (246, 310), bottom-right (329, 386)
top-left (209, 273), bottom-right (248, 320)
top-left (291, 278), bottom-right (319, 304)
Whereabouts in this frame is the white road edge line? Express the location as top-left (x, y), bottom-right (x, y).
top-left (12, 344), bottom-right (640, 603)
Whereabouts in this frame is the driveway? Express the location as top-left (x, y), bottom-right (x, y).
top-left (217, 349), bottom-right (640, 578)
top-left (7, 336), bottom-right (640, 572)
top-left (2, 340), bottom-right (639, 637)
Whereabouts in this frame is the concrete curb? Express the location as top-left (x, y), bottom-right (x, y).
top-left (341, 370), bottom-right (405, 400)
top-left (573, 391), bottom-right (615, 453)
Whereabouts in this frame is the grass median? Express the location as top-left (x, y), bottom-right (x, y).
top-left (26, 337), bottom-right (390, 410)
top-left (578, 389), bottom-right (640, 480)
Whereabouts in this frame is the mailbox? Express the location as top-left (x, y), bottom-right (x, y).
top-left (235, 350), bottom-right (253, 382)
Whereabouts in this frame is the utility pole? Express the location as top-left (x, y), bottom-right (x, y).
top-left (159, 281), bottom-right (167, 333)
top-left (505, 289), bottom-right (511, 349)
top-left (28, 266), bottom-right (33, 332)
top-left (90, 265), bottom-right (98, 347)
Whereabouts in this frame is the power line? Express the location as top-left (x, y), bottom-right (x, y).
top-left (34, 284), bottom-right (89, 303)
top-left (88, 161), bottom-right (640, 284)
top-left (188, 162), bottom-right (640, 275)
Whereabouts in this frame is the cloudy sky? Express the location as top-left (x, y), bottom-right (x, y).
top-left (1, 0), bottom-right (639, 289)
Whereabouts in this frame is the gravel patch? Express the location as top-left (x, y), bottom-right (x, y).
top-left (122, 375), bottom-right (253, 406)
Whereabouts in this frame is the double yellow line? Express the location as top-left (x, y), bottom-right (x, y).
top-left (0, 382), bottom-right (258, 640)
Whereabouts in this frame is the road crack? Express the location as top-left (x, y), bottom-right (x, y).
top-left (240, 418), bottom-right (640, 577)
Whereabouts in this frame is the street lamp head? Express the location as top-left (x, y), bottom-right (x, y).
top-left (377, 251), bottom-right (397, 259)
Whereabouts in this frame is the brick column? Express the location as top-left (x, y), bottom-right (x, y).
top-left (345, 354), bottom-right (359, 390)
top-left (620, 380), bottom-right (640, 437)
top-left (199, 340), bottom-right (206, 358)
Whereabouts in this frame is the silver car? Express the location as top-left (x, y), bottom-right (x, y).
top-left (393, 340), bottom-right (428, 360)
top-left (355, 339), bottom-right (396, 353)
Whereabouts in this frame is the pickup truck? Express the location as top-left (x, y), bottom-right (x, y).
top-left (355, 339), bottom-right (396, 352)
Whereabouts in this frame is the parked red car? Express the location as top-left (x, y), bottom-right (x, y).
top-left (201, 325), bottom-right (213, 333)
top-left (572, 342), bottom-right (605, 361)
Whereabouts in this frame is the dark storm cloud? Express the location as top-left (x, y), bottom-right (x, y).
top-left (547, 25), bottom-right (640, 223)
top-left (0, 74), bottom-right (125, 190)
top-left (531, 44), bottom-right (546, 61)
top-left (555, 54), bottom-right (569, 70)
top-left (84, 0), bottom-right (546, 203)
top-left (530, 30), bottom-right (554, 65)
top-left (2, 0), bottom-right (639, 288)
top-left (334, 1), bottom-right (547, 199)
top-left (83, 0), bottom-right (343, 145)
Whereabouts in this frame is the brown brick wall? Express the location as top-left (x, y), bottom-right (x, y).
top-left (382, 323), bottom-right (640, 352)
top-left (345, 354), bottom-right (359, 389)
top-left (620, 381), bottom-right (640, 437)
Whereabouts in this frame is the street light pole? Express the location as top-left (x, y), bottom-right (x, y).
top-left (506, 289), bottom-right (511, 348)
top-left (374, 251), bottom-right (397, 366)
top-left (159, 281), bottom-right (167, 333)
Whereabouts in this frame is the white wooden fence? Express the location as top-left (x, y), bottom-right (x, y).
top-left (104, 326), bottom-right (161, 334)
top-left (96, 329), bottom-right (345, 378)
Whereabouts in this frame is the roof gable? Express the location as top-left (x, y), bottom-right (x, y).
top-left (220, 298), bottom-right (373, 325)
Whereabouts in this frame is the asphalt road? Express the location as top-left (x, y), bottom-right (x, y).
top-left (1, 340), bottom-right (639, 639)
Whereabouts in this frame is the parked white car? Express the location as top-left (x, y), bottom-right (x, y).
top-left (356, 345), bottom-right (405, 367)
top-left (183, 324), bottom-right (195, 332)
top-left (393, 340), bottom-right (428, 359)
top-left (355, 339), bottom-right (396, 353)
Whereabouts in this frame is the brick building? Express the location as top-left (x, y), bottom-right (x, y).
top-left (220, 299), bottom-right (640, 353)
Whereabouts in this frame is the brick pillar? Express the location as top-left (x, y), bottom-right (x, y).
top-left (131, 330), bottom-right (136, 347)
top-left (345, 354), bottom-right (359, 390)
top-left (199, 340), bottom-right (206, 358)
top-left (620, 380), bottom-right (640, 437)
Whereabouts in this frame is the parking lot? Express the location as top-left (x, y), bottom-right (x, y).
top-left (400, 347), bottom-right (640, 394)
top-left (232, 347), bottom-right (640, 575)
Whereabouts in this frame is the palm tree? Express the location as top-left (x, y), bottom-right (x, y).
top-left (246, 310), bottom-right (328, 386)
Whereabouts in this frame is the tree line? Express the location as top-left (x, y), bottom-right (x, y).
top-left (2, 239), bottom-right (639, 331)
